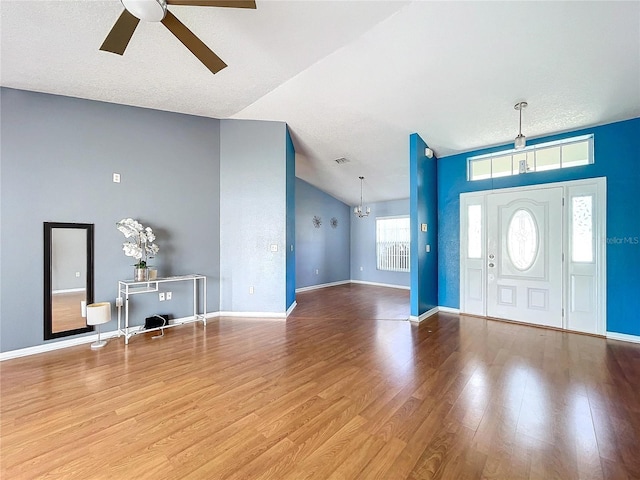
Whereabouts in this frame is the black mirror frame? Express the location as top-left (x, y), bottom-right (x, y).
top-left (44, 222), bottom-right (95, 340)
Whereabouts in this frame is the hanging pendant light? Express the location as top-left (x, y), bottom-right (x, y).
top-left (514, 101), bottom-right (528, 150)
top-left (353, 176), bottom-right (370, 218)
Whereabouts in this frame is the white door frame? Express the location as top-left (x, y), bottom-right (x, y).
top-left (460, 177), bottom-right (606, 334)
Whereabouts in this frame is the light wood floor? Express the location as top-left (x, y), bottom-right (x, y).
top-left (2, 284), bottom-right (640, 479)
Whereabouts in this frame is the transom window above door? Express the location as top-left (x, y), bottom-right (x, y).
top-left (468, 135), bottom-right (593, 181)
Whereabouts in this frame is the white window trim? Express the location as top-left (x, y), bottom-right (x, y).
top-left (376, 215), bottom-right (410, 273)
top-left (468, 134), bottom-right (594, 181)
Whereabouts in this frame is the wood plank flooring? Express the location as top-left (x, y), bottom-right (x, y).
top-left (2, 284), bottom-right (640, 479)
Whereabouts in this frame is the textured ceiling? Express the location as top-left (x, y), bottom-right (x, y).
top-left (2, 1), bottom-right (639, 205)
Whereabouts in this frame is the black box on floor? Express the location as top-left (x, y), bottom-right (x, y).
top-left (143, 314), bottom-right (170, 329)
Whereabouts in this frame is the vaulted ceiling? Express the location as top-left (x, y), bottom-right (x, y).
top-left (2, 1), bottom-right (639, 205)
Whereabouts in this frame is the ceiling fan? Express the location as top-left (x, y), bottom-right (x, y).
top-left (100, 0), bottom-right (256, 74)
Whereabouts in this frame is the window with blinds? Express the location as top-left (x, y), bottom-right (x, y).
top-left (376, 216), bottom-right (410, 272)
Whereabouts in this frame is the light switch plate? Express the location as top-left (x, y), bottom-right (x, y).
top-left (421, 223), bottom-right (427, 232)
top-left (270, 244), bottom-right (278, 252)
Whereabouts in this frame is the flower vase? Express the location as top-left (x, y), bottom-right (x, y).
top-left (134, 267), bottom-right (148, 282)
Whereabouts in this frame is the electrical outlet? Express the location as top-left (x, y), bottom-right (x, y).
top-left (75, 271), bottom-right (81, 277)
top-left (249, 286), bottom-right (254, 294)
top-left (116, 297), bottom-right (123, 307)
top-left (113, 173), bottom-right (121, 183)
top-left (159, 292), bottom-right (165, 301)
top-left (360, 266), bottom-right (363, 271)
top-left (166, 292), bottom-right (172, 300)
top-left (426, 245), bottom-right (431, 253)
top-left (270, 244), bottom-right (278, 252)
top-left (315, 269), bottom-right (319, 275)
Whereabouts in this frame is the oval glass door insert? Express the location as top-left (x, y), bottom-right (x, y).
top-left (507, 209), bottom-right (538, 270)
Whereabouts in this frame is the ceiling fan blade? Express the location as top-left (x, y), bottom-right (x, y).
top-left (100, 9), bottom-right (140, 55)
top-left (161, 11), bottom-right (227, 74)
top-left (166, 0), bottom-right (256, 8)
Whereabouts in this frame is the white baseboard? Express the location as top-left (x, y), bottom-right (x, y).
top-left (296, 280), bottom-right (350, 293)
top-left (350, 280), bottom-right (410, 290)
top-left (0, 329), bottom-right (121, 361)
top-left (216, 311), bottom-right (287, 320)
top-left (408, 306), bottom-right (460, 323)
top-left (409, 306), bottom-right (439, 323)
top-left (201, 303), bottom-right (295, 320)
top-left (606, 331), bottom-right (640, 344)
top-left (0, 313), bottom-right (215, 361)
top-left (438, 306), bottom-right (460, 314)
top-left (295, 279), bottom-right (409, 293)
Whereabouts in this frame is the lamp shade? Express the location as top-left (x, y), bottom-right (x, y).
top-left (86, 302), bottom-right (111, 326)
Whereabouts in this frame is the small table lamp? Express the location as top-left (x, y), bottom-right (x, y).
top-left (86, 302), bottom-right (111, 349)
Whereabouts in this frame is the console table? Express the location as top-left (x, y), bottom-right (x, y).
top-left (117, 274), bottom-right (207, 344)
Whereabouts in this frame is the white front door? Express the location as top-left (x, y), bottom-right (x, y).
top-left (459, 178), bottom-right (606, 335)
top-left (486, 187), bottom-right (563, 327)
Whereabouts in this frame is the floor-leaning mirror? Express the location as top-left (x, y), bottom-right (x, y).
top-left (44, 222), bottom-right (94, 340)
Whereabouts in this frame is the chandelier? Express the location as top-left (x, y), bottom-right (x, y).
top-left (353, 176), bottom-right (370, 218)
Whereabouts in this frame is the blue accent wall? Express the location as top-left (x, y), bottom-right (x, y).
top-left (438, 118), bottom-right (640, 336)
top-left (350, 198), bottom-right (410, 287)
top-left (295, 178), bottom-right (350, 289)
top-left (410, 133), bottom-right (438, 317)
top-left (285, 128), bottom-right (296, 308)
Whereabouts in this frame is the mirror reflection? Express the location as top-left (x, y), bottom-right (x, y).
top-left (44, 223), bottom-right (94, 340)
top-left (51, 228), bottom-right (87, 332)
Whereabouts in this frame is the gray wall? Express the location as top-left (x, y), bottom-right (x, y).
top-left (0, 88), bottom-right (221, 352)
top-left (350, 198), bottom-right (410, 287)
top-left (295, 178), bottom-right (350, 289)
top-left (219, 119), bottom-right (288, 313)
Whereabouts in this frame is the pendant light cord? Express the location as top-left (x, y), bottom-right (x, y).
top-left (518, 104), bottom-right (523, 136)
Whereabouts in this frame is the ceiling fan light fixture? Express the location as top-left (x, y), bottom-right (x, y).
top-left (121, 0), bottom-right (167, 22)
top-left (514, 101), bottom-right (528, 150)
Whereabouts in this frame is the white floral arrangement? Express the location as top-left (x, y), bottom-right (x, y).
top-left (116, 218), bottom-right (159, 268)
